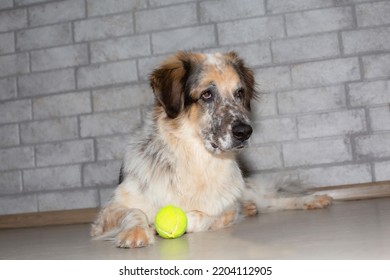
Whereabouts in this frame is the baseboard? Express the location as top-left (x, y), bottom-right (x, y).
top-left (1, 180), bottom-right (389, 230)
top-left (310, 180), bottom-right (390, 201)
top-left (0, 208), bottom-right (99, 230)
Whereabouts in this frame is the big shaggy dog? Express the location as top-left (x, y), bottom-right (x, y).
top-left (91, 51), bottom-right (332, 248)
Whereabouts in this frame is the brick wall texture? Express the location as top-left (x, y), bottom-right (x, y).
top-left (0, 0), bottom-right (389, 215)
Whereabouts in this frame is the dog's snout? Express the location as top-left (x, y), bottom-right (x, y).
top-left (232, 123), bottom-right (252, 141)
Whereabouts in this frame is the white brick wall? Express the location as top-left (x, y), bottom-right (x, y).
top-left (152, 25), bottom-right (217, 54)
top-left (356, 1), bottom-right (390, 27)
top-left (0, 125), bottom-right (19, 147)
top-left (278, 85), bottom-right (346, 114)
top-left (255, 66), bottom-right (291, 91)
top-left (135, 4), bottom-right (198, 32)
top-left (29, 0), bottom-right (85, 26)
top-left (0, 33), bottom-right (15, 55)
top-left (96, 135), bottom-right (130, 161)
top-left (37, 189), bottom-right (98, 211)
top-left (272, 33), bottom-right (340, 63)
top-left (0, 99), bottom-right (31, 124)
top-left (297, 109), bottom-right (366, 139)
top-left (74, 13), bottom-right (134, 42)
top-left (342, 26), bottom-right (390, 54)
top-left (0, 195), bottom-right (37, 215)
top-left (0, 53), bottom-right (29, 77)
top-left (355, 133), bottom-right (390, 160)
top-left (83, 161), bottom-right (122, 187)
top-left (31, 44), bottom-right (89, 72)
top-left (23, 165), bottom-right (82, 192)
top-left (32, 91), bottom-right (91, 119)
top-left (0, 171), bottom-right (22, 195)
top-left (0, 147), bottom-right (34, 171)
top-left (0, 0), bottom-right (389, 215)
top-left (19, 69), bottom-right (76, 97)
top-left (199, 0), bottom-right (265, 22)
top-left (86, 0), bottom-right (146, 17)
top-left (77, 60), bottom-right (138, 88)
top-left (283, 138), bottom-right (352, 167)
top-left (252, 117), bottom-right (297, 144)
top-left (251, 93), bottom-right (277, 118)
top-left (266, 0), bottom-right (333, 14)
top-left (375, 161), bottom-right (390, 181)
top-left (218, 16), bottom-right (284, 45)
top-left (370, 106), bottom-right (390, 131)
top-left (92, 84), bottom-right (153, 111)
top-left (362, 53), bottom-right (390, 79)
top-left (285, 7), bottom-right (354, 36)
top-left (80, 111), bottom-right (141, 137)
top-left (299, 164), bottom-right (372, 187)
top-left (0, 9), bottom-right (27, 32)
top-left (0, 1), bottom-right (14, 10)
top-left (348, 80), bottom-right (390, 106)
top-left (20, 118), bottom-right (79, 144)
top-left (35, 140), bottom-right (94, 167)
top-left (16, 23), bottom-right (73, 51)
top-left (241, 145), bottom-right (283, 171)
top-left (291, 58), bottom-right (360, 87)
top-left (207, 42), bottom-right (272, 67)
top-left (0, 77), bottom-right (17, 100)
top-left (90, 35), bottom-right (150, 63)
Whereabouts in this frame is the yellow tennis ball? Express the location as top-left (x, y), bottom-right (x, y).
top-left (154, 205), bottom-right (187, 239)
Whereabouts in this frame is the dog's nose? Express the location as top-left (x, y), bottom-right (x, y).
top-left (232, 123), bottom-right (253, 141)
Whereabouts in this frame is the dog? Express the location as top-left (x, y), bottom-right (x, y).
top-left (91, 51), bottom-right (332, 248)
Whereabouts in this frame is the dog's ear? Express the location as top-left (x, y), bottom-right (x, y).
top-left (150, 52), bottom-right (193, 118)
top-left (225, 51), bottom-right (258, 111)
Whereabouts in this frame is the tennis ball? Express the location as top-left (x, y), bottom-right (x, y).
top-left (154, 205), bottom-right (187, 239)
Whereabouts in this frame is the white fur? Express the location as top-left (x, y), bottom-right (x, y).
top-left (91, 52), bottom-right (333, 249)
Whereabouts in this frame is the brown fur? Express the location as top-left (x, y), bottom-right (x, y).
top-left (91, 52), bottom-right (332, 249)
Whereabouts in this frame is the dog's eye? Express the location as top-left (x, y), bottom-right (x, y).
top-left (235, 88), bottom-right (245, 100)
top-left (201, 90), bottom-right (213, 102)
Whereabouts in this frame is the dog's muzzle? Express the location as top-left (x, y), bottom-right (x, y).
top-left (232, 122), bottom-right (253, 142)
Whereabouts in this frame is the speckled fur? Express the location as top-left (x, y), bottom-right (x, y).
top-left (91, 52), bottom-right (332, 248)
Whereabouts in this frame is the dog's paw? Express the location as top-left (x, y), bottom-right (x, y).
top-left (304, 195), bottom-right (333, 210)
top-left (115, 226), bottom-right (155, 248)
top-left (241, 201), bottom-right (258, 217)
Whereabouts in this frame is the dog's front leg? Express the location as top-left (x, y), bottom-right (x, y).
top-left (114, 208), bottom-right (155, 248)
top-left (91, 205), bottom-right (155, 249)
top-left (186, 207), bottom-right (239, 232)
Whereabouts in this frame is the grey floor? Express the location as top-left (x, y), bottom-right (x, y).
top-left (1, 198), bottom-right (389, 260)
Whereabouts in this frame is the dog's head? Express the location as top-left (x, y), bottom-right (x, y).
top-left (150, 51), bottom-right (257, 154)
